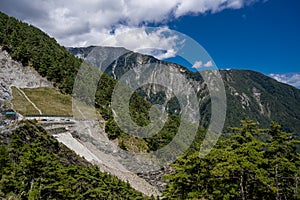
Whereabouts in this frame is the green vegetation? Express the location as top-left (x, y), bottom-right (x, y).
top-left (11, 87), bottom-right (72, 115)
top-left (95, 74), bottom-right (203, 153)
top-left (163, 120), bottom-right (300, 199)
top-left (22, 87), bottom-right (72, 115)
top-left (221, 70), bottom-right (300, 134)
top-left (119, 135), bottom-right (149, 153)
top-left (0, 120), bottom-right (148, 199)
top-left (11, 87), bottom-right (40, 115)
top-left (93, 71), bottom-right (181, 152)
top-left (178, 69), bottom-right (300, 134)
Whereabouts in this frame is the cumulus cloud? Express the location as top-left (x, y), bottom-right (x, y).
top-left (269, 73), bottom-right (300, 89)
top-left (0, 0), bottom-right (261, 59)
top-left (192, 60), bottom-right (214, 69)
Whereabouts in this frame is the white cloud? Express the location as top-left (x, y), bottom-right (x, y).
top-left (101, 26), bottom-right (181, 60)
top-left (204, 60), bottom-right (214, 67)
top-left (269, 73), bottom-right (300, 89)
top-left (175, 0), bottom-right (244, 17)
top-left (192, 61), bottom-right (203, 69)
top-left (192, 60), bottom-right (214, 69)
top-left (0, 0), bottom-right (262, 59)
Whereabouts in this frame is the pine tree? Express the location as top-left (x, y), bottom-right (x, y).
top-left (265, 122), bottom-right (300, 199)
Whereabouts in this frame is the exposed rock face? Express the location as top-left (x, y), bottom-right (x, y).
top-left (0, 47), bottom-right (53, 102)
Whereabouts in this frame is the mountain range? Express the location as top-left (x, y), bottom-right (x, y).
top-left (68, 46), bottom-right (300, 135)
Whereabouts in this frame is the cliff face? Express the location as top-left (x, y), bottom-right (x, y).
top-left (0, 47), bottom-right (53, 102)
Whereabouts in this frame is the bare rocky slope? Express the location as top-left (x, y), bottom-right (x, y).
top-left (0, 47), bottom-right (53, 102)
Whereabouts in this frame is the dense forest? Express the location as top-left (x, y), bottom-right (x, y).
top-left (164, 120), bottom-right (300, 199)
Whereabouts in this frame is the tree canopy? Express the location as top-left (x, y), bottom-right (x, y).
top-left (163, 120), bottom-right (300, 199)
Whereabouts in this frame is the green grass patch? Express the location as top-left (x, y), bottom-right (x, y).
top-left (12, 87), bottom-right (72, 115)
top-left (11, 87), bottom-right (40, 115)
top-left (22, 87), bottom-right (72, 115)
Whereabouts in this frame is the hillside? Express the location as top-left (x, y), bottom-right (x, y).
top-left (0, 12), bottom-right (163, 196)
top-left (222, 70), bottom-right (300, 132)
top-left (11, 87), bottom-right (72, 116)
top-left (0, 12), bottom-right (81, 94)
top-left (0, 47), bottom-right (53, 103)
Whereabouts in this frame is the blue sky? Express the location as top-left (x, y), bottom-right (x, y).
top-left (0, 0), bottom-right (299, 87)
top-left (166, 0), bottom-right (300, 74)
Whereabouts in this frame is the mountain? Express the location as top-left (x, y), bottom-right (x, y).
top-left (3, 8), bottom-right (295, 134)
top-left (1, 11), bottom-right (299, 198)
top-left (222, 70), bottom-right (300, 133)
top-left (68, 46), bottom-right (300, 134)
